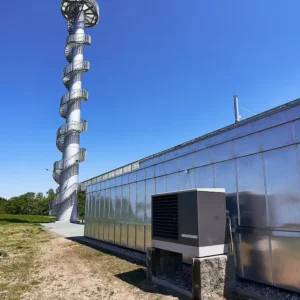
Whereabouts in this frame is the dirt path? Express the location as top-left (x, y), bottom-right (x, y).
top-left (24, 233), bottom-right (180, 300)
top-left (1, 223), bottom-right (250, 300)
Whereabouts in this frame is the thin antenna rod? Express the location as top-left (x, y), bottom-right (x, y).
top-left (239, 105), bottom-right (255, 116)
top-left (233, 95), bottom-right (241, 123)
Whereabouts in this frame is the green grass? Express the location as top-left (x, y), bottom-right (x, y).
top-left (0, 222), bottom-right (53, 299)
top-left (0, 214), bottom-right (56, 224)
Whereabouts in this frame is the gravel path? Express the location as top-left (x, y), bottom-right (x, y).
top-left (237, 280), bottom-right (300, 300)
top-left (156, 264), bottom-right (193, 292)
top-left (74, 236), bottom-right (147, 263)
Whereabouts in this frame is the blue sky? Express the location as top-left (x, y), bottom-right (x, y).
top-left (1, 0), bottom-right (300, 198)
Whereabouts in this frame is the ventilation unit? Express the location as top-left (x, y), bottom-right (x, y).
top-left (151, 188), bottom-right (228, 257)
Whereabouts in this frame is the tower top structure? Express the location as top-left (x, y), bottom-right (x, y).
top-left (61, 0), bottom-right (99, 27)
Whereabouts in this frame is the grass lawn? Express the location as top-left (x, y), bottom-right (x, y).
top-left (0, 214), bottom-right (56, 224)
top-left (0, 221), bottom-right (53, 299)
top-left (0, 216), bottom-right (184, 300)
top-left (0, 217), bottom-right (250, 300)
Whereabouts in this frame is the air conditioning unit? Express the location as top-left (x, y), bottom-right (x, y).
top-left (151, 188), bottom-right (228, 257)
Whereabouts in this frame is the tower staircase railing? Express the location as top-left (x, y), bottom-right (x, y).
top-left (51, 0), bottom-right (99, 220)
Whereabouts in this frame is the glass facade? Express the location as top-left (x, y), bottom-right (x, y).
top-left (84, 100), bottom-right (300, 293)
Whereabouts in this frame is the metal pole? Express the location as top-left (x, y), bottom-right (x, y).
top-left (233, 95), bottom-right (241, 123)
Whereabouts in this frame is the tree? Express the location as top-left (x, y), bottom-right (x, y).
top-left (0, 197), bottom-right (7, 214)
top-left (6, 195), bottom-right (28, 214)
top-left (46, 189), bottom-right (56, 200)
top-left (3, 188), bottom-right (79, 216)
top-left (5, 192), bottom-right (49, 215)
top-left (35, 192), bottom-right (44, 201)
top-left (35, 198), bottom-right (50, 215)
top-left (78, 191), bottom-right (86, 218)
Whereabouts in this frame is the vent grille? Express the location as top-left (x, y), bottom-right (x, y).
top-left (152, 194), bottom-right (178, 240)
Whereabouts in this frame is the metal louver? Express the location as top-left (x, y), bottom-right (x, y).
top-left (152, 194), bottom-right (178, 240)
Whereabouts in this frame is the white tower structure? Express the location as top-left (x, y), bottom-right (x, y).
top-left (50, 0), bottom-right (99, 221)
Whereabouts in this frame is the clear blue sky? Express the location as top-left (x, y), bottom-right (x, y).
top-left (1, 0), bottom-right (300, 199)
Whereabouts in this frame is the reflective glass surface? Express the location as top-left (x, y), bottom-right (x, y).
top-left (128, 224), bottom-right (136, 249)
top-left (212, 141), bottom-right (233, 163)
top-left (115, 175), bottom-right (122, 186)
top-left (137, 169), bottom-right (145, 181)
top-left (122, 174), bottom-right (129, 185)
top-left (110, 178), bottom-right (115, 188)
top-left (114, 224), bottom-right (121, 245)
top-left (136, 225), bottom-right (145, 251)
top-left (194, 148), bottom-right (211, 167)
top-left (129, 172), bottom-right (136, 183)
top-left (214, 160), bottom-right (238, 227)
top-left (179, 153), bottom-right (193, 171)
top-left (129, 183), bottom-right (136, 221)
top-left (155, 163), bottom-right (165, 177)
top-left (95, 191), bottom-right (100, 218)
top-left (195, 165), bottom-right (214, 188)
top-left (121, 185), bottom-right (129, 221)
top-left (155, 176), bottom-right (166, 193)
top-left (282, 105), bottom-right (300, 122)
top-left (100, 189), bottom-right (105, 219)
top-left (115, 186), bottom-right (121, 220)
top-left (121, 224), bottom-right (128, 247)
top-left (260, 123), bottom-right (294, 151)
top-left (145, 166), bottom-right (155, 179)
top-left (271, 236), bottom-right (300, 291)
top-left (145, 179), bottom-right (155, 222)
top-left (178, 144), bottom-right (194, 155)
top-left (166, 173), bottom-right (180, 192)
top-left (136, 181), bottom-right (145, 222)
top-left (105, 179), bottom-right (110, 189)
top-left (233, 134), bottom-right (260, 158)
top-left (109, 188), bottom-right (115, 219)
top-left (237, 154), bottom-right (267, 228)
top-left (241, 233), bottom-right (273, 285)
top-left (264, 146), bottom-right (300, 229)
top-left (179, 170), bottom-right (195, 190)
top-left (165, 159), bottom-right (179, 174)
top-left (104, 189), bottom-right (110, 219)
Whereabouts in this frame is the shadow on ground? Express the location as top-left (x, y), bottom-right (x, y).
top-left (115, 268), bottom-right (190, 300)
top-left (0, 218), bottom-right (33, 224)
top-left (0, 215), bottom-right (56, 224)
top-left (67, 236), bottom-right (146, 265)
top-left (67, 236), bottom-right (190, 300)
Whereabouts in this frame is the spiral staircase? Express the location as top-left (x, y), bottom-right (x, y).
top-left (50, 0), bottom-right (99, 220)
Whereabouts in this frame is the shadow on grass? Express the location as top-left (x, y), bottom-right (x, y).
top-left (67, 236), bottom-right (189, 299)
top-left (0, 218), bottom-right (33, 224)
top-left (0, 214), bottom-right (56, 224)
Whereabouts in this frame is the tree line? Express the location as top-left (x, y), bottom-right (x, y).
top-left (0, 190), bottom-right (86, 217)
